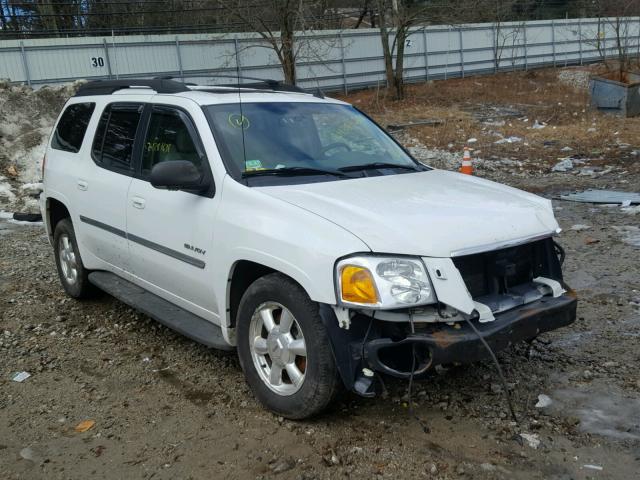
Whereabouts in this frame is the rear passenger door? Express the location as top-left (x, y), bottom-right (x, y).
top-left (76, 102), bottom-right (145, 272)
top-left (126, 104), bottom-right (219, 320)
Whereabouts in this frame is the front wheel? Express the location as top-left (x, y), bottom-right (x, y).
top-left (236, 273), bottom-right (341, 419)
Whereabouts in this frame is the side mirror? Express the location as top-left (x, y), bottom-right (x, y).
top-left (150, 161), bottom-right (206, 192)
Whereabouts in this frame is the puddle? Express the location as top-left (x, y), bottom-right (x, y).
top-left (552, 384), bottom-right (640, 441)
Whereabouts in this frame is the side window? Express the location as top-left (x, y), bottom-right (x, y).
top-left (142, 107), bottom-right (202, 175)
top-left (91, 103), bottom-right (143, 170)
top-left (51, 103), bottom-right (96, 153)
top-left (91, 108), bottom-right (109, 165)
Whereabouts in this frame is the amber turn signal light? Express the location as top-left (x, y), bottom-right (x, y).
top-left (340, 265), bottom-right (379, 304)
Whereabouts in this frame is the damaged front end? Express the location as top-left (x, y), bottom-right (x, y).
top-left (321, 237), bottom-right (577, 397)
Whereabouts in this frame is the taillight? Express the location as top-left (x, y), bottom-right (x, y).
top-left (41, 153), bottom-right (47, 180)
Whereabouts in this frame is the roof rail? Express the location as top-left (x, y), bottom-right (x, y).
top-left (155, 75), bottom-right (308, 94)
top-left (74, 79), bottom-right (189, 97)
top-left (74, 76), bottom-right (325, 99)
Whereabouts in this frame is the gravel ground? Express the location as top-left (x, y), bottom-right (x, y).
top-left (1, 169), bottom-right (639, 479)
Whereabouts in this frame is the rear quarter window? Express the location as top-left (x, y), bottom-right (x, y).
top-left (51, 103), bottom-right (96, 153)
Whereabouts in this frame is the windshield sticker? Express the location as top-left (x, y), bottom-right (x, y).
top-left (146, 141), bottom-right (172, 153)
top-left (244, 159), bottom-right (264, 171)
top-left (228, 113), bottom-right (250, 130)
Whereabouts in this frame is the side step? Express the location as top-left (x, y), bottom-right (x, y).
top-left (89, 271), bottom-right (233, 351)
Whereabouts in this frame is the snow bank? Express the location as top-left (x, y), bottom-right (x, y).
top-left (0, 210), bottom-right (43, 226)
top-left (0, 80), bottom-right (83, 211)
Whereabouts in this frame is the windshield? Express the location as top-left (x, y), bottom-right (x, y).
top-left (204, 102), bottom-right (425, 184)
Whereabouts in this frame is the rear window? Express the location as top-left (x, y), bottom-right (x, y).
top-left (92, 103), bottom-right (143, 170)
top-left (51, 103), bottom-right (95, 153)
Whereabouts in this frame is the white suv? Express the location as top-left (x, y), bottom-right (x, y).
top-left (40, 78), bottom-right (576, 419)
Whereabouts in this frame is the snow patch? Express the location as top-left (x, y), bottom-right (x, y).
top-left (0, 175), bottom-right (15, 201)
top-left (0, 210), bottom-right (43, 226)
top-left (0, 81), bottom-right (82, 211)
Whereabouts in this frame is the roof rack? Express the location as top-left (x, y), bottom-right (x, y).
top-left (155, 74), bottom-right (308, 94)
top-left (74, 79), bottom-right (190, 97)
top-left (74, 76), bottom-right (325, 99)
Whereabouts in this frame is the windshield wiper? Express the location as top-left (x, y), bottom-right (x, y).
top-left (242, 167), bottom-right (351, 178)
top-left (339, 162), bottom-right (421, 173)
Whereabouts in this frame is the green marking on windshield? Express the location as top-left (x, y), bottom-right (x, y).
top-left (228, 113), bottom-right (250, 130)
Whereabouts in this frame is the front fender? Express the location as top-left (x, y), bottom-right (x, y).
top-left (211, 176), bottom-right (370, 331)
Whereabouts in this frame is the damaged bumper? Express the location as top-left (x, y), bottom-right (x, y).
top-left (319, 291), bottom-right (577, 397)
top-left (320, 237), bottom-right (576, 397)
top-left (365, 292), bottom-right (577, 379)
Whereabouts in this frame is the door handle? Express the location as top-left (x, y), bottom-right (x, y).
top-left (77, 180), bottom-right (88, 191)
top-left (131, 196), bottom-right (146, 209)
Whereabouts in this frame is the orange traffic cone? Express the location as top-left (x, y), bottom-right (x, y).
top-left (459, 147), bottom-right (473, 175)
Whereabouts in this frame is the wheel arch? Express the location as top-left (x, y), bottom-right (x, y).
top-left (226, 259), bottom-right (321, 330)
top-left (45, 196), bottom-right (72, 242)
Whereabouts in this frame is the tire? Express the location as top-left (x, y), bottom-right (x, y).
top-left (236, 273), bottom-right (342, 419)
top-left (53, 218), bottom-right (94, 299)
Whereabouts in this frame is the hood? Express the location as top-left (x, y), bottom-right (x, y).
top-left (258, 170), bottom-right (559, 258)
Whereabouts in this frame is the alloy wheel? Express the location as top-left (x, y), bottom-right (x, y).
top-left (249, 302), bottom-right (307, 396)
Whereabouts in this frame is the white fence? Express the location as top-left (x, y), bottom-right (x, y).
top-left (0, 18), bottom-right (638, 91)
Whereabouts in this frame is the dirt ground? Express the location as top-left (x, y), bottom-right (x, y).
top-left (338, 65), bottom-right (640, 182)
top-left (1, 67), bottom-right (640, 479)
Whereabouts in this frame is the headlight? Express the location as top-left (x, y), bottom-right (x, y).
top-left (336, 256), bottom-right (435, 309)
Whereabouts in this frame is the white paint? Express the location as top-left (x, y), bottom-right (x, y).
top-left (533, 277), bottom-right (566, 297)
top-left (262, 170), bottom-right (558, 258)
top-left (41, 88), bottom-right (564, 346)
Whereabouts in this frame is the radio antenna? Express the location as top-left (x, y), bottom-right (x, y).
top-left (234, 53), bottom-right (248, 182)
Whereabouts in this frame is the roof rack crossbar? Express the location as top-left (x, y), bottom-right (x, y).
top-left (74, 76), bottom-right (325, 99)
top-left (155, 74), bottom-right (307, 94)
top-left (74, 79), bottom-right (189, 97)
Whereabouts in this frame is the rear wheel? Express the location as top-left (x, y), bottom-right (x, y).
top-left (236, 273), bottom-right (341, 419)
top-left (53, 218), bottom-right (94, 298)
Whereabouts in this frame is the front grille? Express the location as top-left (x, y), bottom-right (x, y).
top-left (452, 238), bottom-right (560, 299)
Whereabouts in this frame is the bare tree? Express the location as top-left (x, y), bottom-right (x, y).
top-left (0, 1), bottom-right (8, 31)
top-left (375, 0), bottom-right (432, 100)
top-left (216, 0), bottom-right (338, 85)
top-left (354, 0), bottom-right (374, 28)
top-left (36, 0), bottom-right (59, 37)
top-left (452, 1), bottom-right (534, 73)
top-left (582, 0), bottom-right (640, 80)
top-left (374, 0), bottom-right (481, 100)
